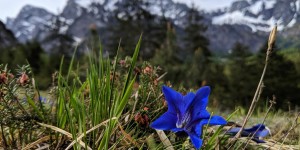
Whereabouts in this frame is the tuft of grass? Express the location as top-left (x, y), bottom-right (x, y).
top-left (52, 35), bottom-right (142, 149)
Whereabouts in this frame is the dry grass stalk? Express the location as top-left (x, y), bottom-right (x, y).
top-left (242, 96), bottom-right (276, 149)
top-left (273, 112), bottom-right (300, 150)
top-left (65, 117), bottom-right (116, 150)
top-left (130, 91), bottom-right (139, 121)
top-left (22, 135), bottom-right (54, 150)
top-left (118, 122), bottom-right (140, 148)
top-left (234, 25), bottom-right (277, 139)
top-left (155, 129), bottom-right (174, 150)
top-left (37, 122), bottom-right (91, 149)
top-left (229, 137), bottom-right (299, 150)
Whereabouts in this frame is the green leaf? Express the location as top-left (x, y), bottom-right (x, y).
top-left (26, 96), bottom-right (44, 120)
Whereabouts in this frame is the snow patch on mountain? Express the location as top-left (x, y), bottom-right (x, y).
top-left (211, 0), bottom-right (298, 32)
top-left (75, 0), bottom-right (94, 8)
top-left (212, 10), bottom-right (283, 32)
top-left (6, 4), bottom-right (55, 42)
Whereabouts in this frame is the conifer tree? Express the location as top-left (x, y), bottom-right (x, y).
top-left (226, 43), bottom-right (255, 106)
top-left (252, 42), bottom-right (300, 108)
top-left (152, 22), bottom-right (183, 83)
top-left (182, 5), bottom-right (211, 87)
top-left (183, 5), bottom-right (210, 57)
top-left (108, 0), bottom-right (166, 58)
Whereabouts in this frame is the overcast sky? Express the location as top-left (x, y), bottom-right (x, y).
top-left (0, 0), bottom-right (235, 22)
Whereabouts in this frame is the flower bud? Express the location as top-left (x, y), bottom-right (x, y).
top-left (134, 113), bottom-right (150, 127)
top-left (0, 72), bottom-right (8, 84)
top-left (19, 73), bottom-right (29, 86)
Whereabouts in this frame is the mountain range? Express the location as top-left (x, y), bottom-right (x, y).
top-left (2, 0), bottom-right (300, 54)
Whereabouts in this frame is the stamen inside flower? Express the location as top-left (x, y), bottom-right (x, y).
top-left (176, 112), bottom-right (191, 128)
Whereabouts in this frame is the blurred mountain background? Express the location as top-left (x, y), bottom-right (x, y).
top-left (1, 0), bottom-right (300, 109)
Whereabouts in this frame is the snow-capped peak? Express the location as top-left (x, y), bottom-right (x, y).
top-left (212, 0), bottom-right (299, 32)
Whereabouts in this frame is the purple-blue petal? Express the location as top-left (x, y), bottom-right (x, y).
top-left (205, 116), bottom-right (227, 126)
top-left (150, 112), bottom-right (177, 130)
top-left (244, 124), bottom-right (265, 132)
top-left (226, 124), bottom-right (270, 143)
top-left (227, 127), bottom-right (241, 134)
top-left (242, 124), bottom-right (270, 138)
top-left (255, 129), bottom-right (270, 138)
top-left (188, 133), bottom-right (203, 149)
top-left (187, 86), bottom-right (211, 122)
top-left (162, 86), bottom-right (183, 113)
top-left (182, 92), bottom-right (195, 113)
top-left (194, 116), bottom-right (227, 136)
top-left (171, 128), bottom-right (184, 132)
top-left (190, 103), bottom-right (211, 123)
top-left (194, 86), bottom-right (210, 109)
top-left (227, 128), bottom-right (252, 137)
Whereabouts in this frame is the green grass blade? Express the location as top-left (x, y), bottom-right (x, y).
top-left (26, 96), bottom-right (45, 120)
top-left (121, 34), bottom-right (142, 97)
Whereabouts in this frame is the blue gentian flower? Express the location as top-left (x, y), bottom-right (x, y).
top-left (151, 86), bottom-right (227, 149)
top-left (226, 124), bottom-right (271, 143)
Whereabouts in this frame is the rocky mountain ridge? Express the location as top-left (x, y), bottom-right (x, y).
top-left (0, 21), bottom-right (17, 49)
top-left (4, 0), bottom-right (300, 53)
top-left (211, 0), bottom-right (300, 32)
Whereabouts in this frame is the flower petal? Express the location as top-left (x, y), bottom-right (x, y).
top-left (245, 124), bottom-right (265, 132)
top-left (225, 123), bottom-right (270, 143)
top-left (162, 86), bottom-right (183, 113)
top-left (171, 128), bottom-right (184, 132)
top-left (182, 92), bottom-right (195, 112)
top-left (151, 112), bottom-right (178, 130)
top-left (205, 115), bottom-right (227, 126)
top-left (195, 116), bottom-right (227, 136)
top-left (187, 86), bottom-right (211, 122)
top-left (190, 109), bottom-right (211, 124)
top-left (255, 129), bottom-right (270, 138)
top-left (194, 86), bottom-right (211, 109)
top-left (227, 127), bottom-right (241, 134)
top-left (226, 127), bottom-right (251, 137)
top-left (188, 133), bottom-right (203, 149)
top-left (175, 92), bottom-right (196, 128)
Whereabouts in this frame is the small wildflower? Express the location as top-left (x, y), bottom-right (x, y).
top-left (143, 107), bottom-right (149, 111)
top-left (143, 66), bottom-right (153, 75)
top-left (226, 124), bottom-right (271, 143)
top-left (135, 113), bottom-right (150, 127)
top-left (0, 72), bottom-right (8, 84)
top-left (119, 59), bottom-right (126, 66)
top-left (151, 86), bottom-right (227, 149)
top-left (19, 73), bottom-right (29, 86)
top-left (8, 73), bottom-right (14, 79)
